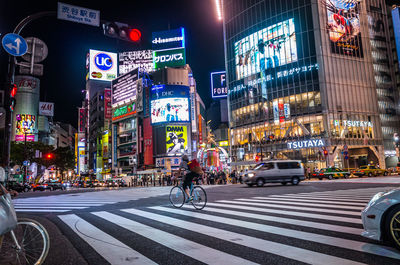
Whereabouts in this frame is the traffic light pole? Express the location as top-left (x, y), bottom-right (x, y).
top-left (2, 11), bottom-right (55, 181)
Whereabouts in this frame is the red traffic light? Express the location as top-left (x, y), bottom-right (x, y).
top-left (129, 29), bottom-right (141, 42)
top-left (10, 84), bottom-right (17, 98)
top-left (323, 150), bottom-right (328, 156)
top-left (46, 153), bottom-right (54, 159)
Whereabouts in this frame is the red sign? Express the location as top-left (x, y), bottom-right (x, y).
top-left (198, 114), bottom-right (203, 144)
top-left (143, 117), bottom-right (153, 165)
top-left (78, 108), bottom-right (86, 133)
top-left (278, 103), bottom-right (285, 123)
top-left (104, 89), bottom-right (111, 120)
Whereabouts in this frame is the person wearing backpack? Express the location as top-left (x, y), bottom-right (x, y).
top-left (178, 155), bottom-right (203, 203)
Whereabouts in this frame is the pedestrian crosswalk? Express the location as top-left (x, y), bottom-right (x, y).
top-left (57, 186), bottom-right (400, 265)
top-left (13, 186), bottom-right (176, 212)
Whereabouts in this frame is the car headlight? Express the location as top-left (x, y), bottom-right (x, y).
top-left (248, 173), bottom-right (255, 178)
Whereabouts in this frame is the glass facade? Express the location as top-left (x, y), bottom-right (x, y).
top-left (223, 0), bottom-right (396, 169)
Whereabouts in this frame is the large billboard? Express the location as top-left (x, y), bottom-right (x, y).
top-left (234, 18), bottom-right (297, 80)
top-left (151, 98), bottom-right (189, 124)
top-left (153, 48), bottom-right (186, 69)
top-left (15, 114), bottom-right (36, 142)
top-left (166, 125), bottom-right (188, 155)
top-left (322, 0), bottom-right (363, 57)
top-left (89, 49), bottom-right (118, 82)
top-left (152, 28), bottom-right (185, 51)
top-left (119, 50), bottom-right (153, 75)
top-left (211, 71), bottom-right (227, 98)
top-left (111, 68), bottom-right (138, 107)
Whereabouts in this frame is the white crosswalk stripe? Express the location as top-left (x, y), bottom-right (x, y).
top-left (55, 186), bottom-right (400, 265)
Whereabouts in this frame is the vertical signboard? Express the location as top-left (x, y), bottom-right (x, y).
top-left (104, 88), bottom-right (112, 120)
top-left (323, 0), bottom-right (363, 57)
top-left (143, 118), bottom-right (153, 165)
top-left (190, 88), bottom-right (197, 132)
top-left (198, 114), bottom-right (203, 144)
top-left (78, 108), bottom-right (86, 133)
top-left (113, 124), bottom-right (117, 168)
top-left (15, 114), bottom-right (36, 141)
top-left (211, 71), bottom-right (227, 98)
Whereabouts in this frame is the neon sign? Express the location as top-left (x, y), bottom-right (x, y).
top-left (287, 139), bottom-right (325, 149)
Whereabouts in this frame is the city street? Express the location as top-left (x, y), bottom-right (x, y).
top-left (11, 178), bottom-right (400, 265)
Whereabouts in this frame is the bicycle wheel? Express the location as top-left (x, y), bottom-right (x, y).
top-left (191, 186), bottom-right (207, 210)
top-left (169, 186), bottom-right (185, 208)
top-left (0, 218), bottom-right (50, 265)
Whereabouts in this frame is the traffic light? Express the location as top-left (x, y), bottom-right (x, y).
top-left (45, 153), bottom-right (54, 159)
top-left (323, 150), bottom-right (328, 156)
top-left (10, 84), bottom-right (17, 111)
top-left (102, 21), bottom-right (141, 42)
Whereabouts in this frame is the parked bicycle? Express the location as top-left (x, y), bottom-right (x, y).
top-left (169, 177), bottom-right (207, 210)
top-left (0, 182), bottom-right (50, 265)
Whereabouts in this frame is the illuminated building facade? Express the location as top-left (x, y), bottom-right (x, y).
top-left (222, 0), bottom-right (400, 169)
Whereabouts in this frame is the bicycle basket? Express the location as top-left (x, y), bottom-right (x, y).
top-left (0, 184), bottom-right (17, 235)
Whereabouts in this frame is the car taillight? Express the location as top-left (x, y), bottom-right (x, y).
top-left (360, 170), bottom-right (364, 173)
top-left (319, 173), bottom-right (324, 176)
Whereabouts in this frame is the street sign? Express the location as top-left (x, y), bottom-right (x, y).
top-left (57, 2), bottom-right (100, 27)
top-left (22, 37), bottom-right (48, 63)
top-left (2, 33), bottom-right (28, 56)
top-left (23, 160), bottom-right (30, 166)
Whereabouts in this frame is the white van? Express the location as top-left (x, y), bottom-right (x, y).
top-left (243, 160), bottom-right (305, 187)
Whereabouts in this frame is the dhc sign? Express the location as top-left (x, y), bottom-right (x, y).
top-left (287, 139), bottom-right (325, 149)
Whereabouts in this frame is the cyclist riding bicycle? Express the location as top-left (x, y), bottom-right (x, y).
top-left (178, 155), bottom-right (197, 203)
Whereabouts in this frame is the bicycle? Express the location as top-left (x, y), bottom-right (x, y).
top-left (0, 184), bottom-right (50, 265)
top-left (169, 177), bottom-right (207, 210)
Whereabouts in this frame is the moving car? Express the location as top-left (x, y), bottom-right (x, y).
top-left (6, 181), bottom-right (31, 192)
top-left (353, 165), bottom-right (389, 177)
top-left (362, 188), bottom-right (400, 250)
top-left (243, 160), bottom-right (305, 187)
top-left (312, 167), bottom-right (350, 180)
top-left (32, 183), bottom-right (50, 191)
top-left (46, 181), bottom-right (65, 191)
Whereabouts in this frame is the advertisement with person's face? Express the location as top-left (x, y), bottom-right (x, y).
top-left (322, 0), bottom-right (363, 57)
top-left (151, 98), bottom-right (189, 124)
top-left (234, 18), bottom-right (298, 80)
top-left (15, 114), bottom-right (36, 141)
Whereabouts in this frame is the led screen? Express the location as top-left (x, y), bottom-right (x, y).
top-left (151, 98), bottom-right (189, 124)
top-left (166, 125), bottom-right (188, 155)
top-left (234, 18), bottom-right (297, 80)
top-left (15, 114), bottom-right (36, 142)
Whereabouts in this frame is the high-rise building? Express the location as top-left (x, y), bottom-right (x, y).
top-left (221, 0), bottom-right (400, 170)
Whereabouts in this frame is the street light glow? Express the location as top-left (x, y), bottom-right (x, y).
top-left (215, 0), bottom-right (222, 20)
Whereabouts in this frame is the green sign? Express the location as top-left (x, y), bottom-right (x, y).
top-left (153, 48), bottom-right (186, 69)
top-left (112, 102), bottom-right (136, 120)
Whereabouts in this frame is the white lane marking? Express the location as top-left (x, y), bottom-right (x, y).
top-left (15, 209), bottom-right (69, 212)
top-left (180, 205), bottom-right (363, 235)
top-left (122, 208), bottom-right (364, 265)
top-left (151, 206), bottom-right (400, 260)
top-left (254, 197), bottom-right (367, 206)
top-left (236, 198), bottom-right (365, 210)
top-left (269, 195), bottom-right (370, 203)
top-left (14, 206), bottom-right (86, 209)
top-left (92, 211), bottom-right (254, 265)
top-left (207, 202), bottom-right (362, 224)
top-left (58, 214), bottom-right (156, 265)
top-left (216, 200), bottom-right (361, 216)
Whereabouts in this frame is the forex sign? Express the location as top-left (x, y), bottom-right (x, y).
top-left (211, 71), bottom-right (227, 98)
top-left (153, 48), bottom-right (186, 69)
top-left (152, 28), bottom-right (185, 51)
top-left (89, 49), bottom-right (118, 81)
top-left (119, 50), bottom-right (153, 75)
top-left (287, 139), bottom-right (325, 149)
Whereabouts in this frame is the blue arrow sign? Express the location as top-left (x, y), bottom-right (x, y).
top-left (2, 33), bottom-right (28, 56)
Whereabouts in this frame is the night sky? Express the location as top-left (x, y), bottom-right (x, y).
top-left (0, 0), bottom-right (225, 127)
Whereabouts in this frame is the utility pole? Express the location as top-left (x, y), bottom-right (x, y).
top-left (2, 11), bottom-right (55, 181)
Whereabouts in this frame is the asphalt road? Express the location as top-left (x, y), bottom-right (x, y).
top-left (4, 178), bottom-right (400, 265)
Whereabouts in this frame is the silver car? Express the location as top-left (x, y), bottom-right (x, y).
top-left (244, 160), bottom-right (305, 187)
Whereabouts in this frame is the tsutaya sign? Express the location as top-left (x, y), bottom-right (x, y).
top-left (287, 139), bottom-right (325, 149)
top-left (333, 120), bottom-right (373, 128)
